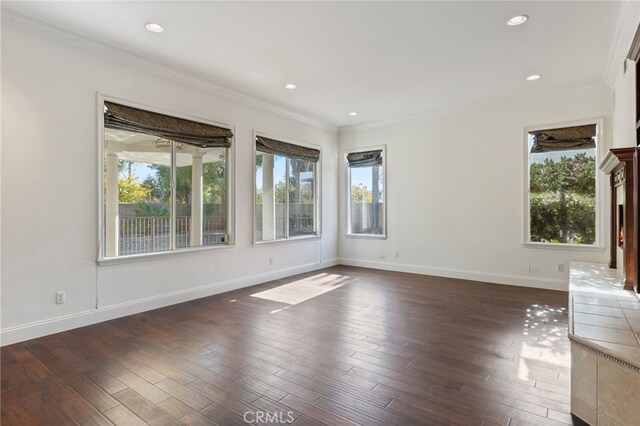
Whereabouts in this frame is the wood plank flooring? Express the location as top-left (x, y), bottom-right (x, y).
top-left (1, 266), bottom-right (585, 425)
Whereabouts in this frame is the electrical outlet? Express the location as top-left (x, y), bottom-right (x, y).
top-left (557, 263), bottom-right (565, 273)
top-left (394, 251), bottom-right (400, 258)
top-left (56, 291), bottom-right (65, 304)
top-left (269, 257), bottom-right (274, 265)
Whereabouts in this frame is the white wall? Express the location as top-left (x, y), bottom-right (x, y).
top-left (0, 23), bottom-right (338, 344)
top-left (610, 2), bottom-right (639, 150)
top-left (612, 59), bottom-right (636, 149)
top-left (338, 85), bottom-right (613, 290)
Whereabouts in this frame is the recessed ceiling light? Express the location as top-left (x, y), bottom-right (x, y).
top-left (507, 15), bottom-right (529, 26)
top-left (348, 112), bottom-right (358, 116)
top-left (144, 22), bottom-right (164, 33)
top-left (284, 83), bottom-right (297, 90)
top-left (526, 74), bottom-right (541, 81)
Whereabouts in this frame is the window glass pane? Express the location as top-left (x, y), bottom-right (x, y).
top-left (256, 147), bottom-right (318, 242)
top-left (349, 158), bottom-right (384, 235)
top-left (255, 153), bottom-right (264, 241)
top-left (289, 158), bottom-right (315, 237)
top-left (275, 156), bottom-right (287, 239)
top-left (529, 133), bottom-right (596, 245)
top-left (203, 148), bottom-right (228, 246)
top-left (104, 130), bottom-right (172, 257)
top-left (255, 152), bottom-right (287, 242)
top-left (174, 146), bottom-right (228, 249)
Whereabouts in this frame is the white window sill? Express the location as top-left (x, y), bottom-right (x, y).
top-left (254, 235), bottom-right (321, 246)
top-left (346, 233), bottom-right (387, 240)
top-left (523, 242), bottom-right (606, 252)
top-left (98, 243), bottom-right (234, 266)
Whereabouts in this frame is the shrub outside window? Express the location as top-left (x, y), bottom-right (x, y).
top-left (527, 123), bottom-right (597, 246)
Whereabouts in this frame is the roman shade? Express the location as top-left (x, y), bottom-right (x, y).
top-left (256, 136), bottom-right (320, 162)
top-left (104, 101), bottom-right (233, 148)
top-left (346, 150), bottom-right (383, 167)
top-left (530, 124), bottom-right (596, 153)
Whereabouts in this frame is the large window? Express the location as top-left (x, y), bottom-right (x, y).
top-left (101, 101), bottom-right (232, 259)
top-left (346, 147), bottom-right (386, 237)
top-left (527, 123), bottom-right (597, 245)
top-left (255, 135), bottom-right (319, 242)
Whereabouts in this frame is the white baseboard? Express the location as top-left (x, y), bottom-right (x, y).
top-left (338, 257), bottom-right (567, 291)
top-left (0, 258), bottom-right (338, 346)
top-left (0, 257), bottom-right (564, 346)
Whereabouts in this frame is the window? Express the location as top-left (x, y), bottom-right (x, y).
top-left (346, 147), bottom-right (386, 237)
top-left (527, 123), bottom-right (597, 245)
top-left (255, 135), bottom-right (320, 242)
top-left (101, 100), bottom-right (232, 259)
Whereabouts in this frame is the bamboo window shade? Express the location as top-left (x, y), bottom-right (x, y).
top-left (255, 136), bottom-right (320, 162)
top-left (104, 101), bottom-right (233, 148)
top-left (346, 150), bottom-right (383, 167)
top-left (530, 124), bottom-right (596, 153)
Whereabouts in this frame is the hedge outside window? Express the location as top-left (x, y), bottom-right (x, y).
top-left (527, 124), bottom-right (597, 245)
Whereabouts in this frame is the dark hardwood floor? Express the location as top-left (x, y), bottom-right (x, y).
top-left (1, 266), bottom-right (582, 425)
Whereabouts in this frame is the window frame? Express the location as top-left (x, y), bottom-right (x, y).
top-left (97, 93), bottom-right (236, 265)
top-left (252, 131), bottom-right (322, 245)
top-left (523, 118), bottom-right (605, 251)
top-left (345, 145), bottom-right (387, 239)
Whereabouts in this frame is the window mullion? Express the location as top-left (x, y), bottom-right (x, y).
top-left (170, 142), bottom-right (177, 251)
top-left (285, 157), bottom-right (290, 239)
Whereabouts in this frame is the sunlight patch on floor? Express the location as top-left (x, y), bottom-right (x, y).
top-left (517, 304), bottom-right (569, 381)
top-left (250, 273), bottom-right (352, 307)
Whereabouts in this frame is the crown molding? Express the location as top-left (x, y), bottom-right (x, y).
top-left (603, 1), bottom-right (640, 87)
top-left (339, 84), bottom-right (609, 134)
top-left (1, 9), bottom-right (338, 133)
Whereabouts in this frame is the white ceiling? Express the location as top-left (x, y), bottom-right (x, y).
top-left (3, 1), bottom-right (622, 127)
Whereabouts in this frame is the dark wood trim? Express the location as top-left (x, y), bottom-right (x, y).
top-left (635, 148), bottom-right (640, 293)
top-left (636, 42), bottom-right (640, 293)
top-left (636, 57), bottom-right (640, 293)
top-left (623, 163), bottom-right (636, 290)
top-left (609, 147), bottom-right (636, 163)
top-left (602, 148), bottom-right (636, 290)
top-left (611, 173), bottom-right (617, 269)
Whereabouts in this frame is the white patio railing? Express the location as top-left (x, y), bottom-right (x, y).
top-left (118, 216), bottom-right (226, 255)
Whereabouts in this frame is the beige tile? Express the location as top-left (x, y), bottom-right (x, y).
top-left (598, 413), bottom-right (624, 426)
top-left (595, 341), bottom-right (640, 369)
top-left (573, 312), bottom-right (630, 330)
top-left (574, 323), bottom-right (638, 346)
top-left (617, 300), bottom-right (640, 310)
top-left (627, 319), bottom-right (640, 333)
top-left (597, 358), bottom-right (640, 426)
top-left (571, 394), bottom-right (597, 426)
top-left (574, 304), bottom-right (625, 318)
top-left (571, 344), bottom-right (597, 406)
top-left (573, 295), bottom-right (619, 307)
top-left (623, 309), bottom-right (640, 321)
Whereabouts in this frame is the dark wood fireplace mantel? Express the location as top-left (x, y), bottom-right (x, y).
top-left (600, 147), bottom-right (636, 290)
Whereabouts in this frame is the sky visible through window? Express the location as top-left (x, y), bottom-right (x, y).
top-left (128, 163), bottom-right (154, 180)
top-left (350, 167), bottom-right (373, 188)
top-left (255, 155), bottom-right (286, 188)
